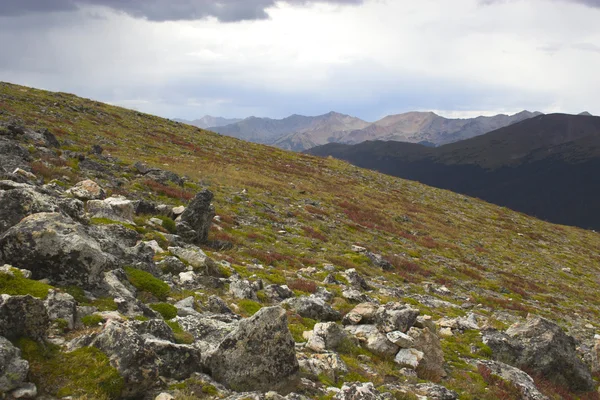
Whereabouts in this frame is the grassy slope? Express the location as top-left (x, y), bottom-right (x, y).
top-left (2, 82), bottom-right (600, 397)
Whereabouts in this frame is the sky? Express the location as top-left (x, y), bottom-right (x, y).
top-left (0, 0), bottom-right (599, 122)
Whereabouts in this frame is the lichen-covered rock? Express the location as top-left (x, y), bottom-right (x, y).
top-left (207, 306), bottom-right (299, 393)
top-left (0, 336), bottom-right (29, 392)
top-left (229, 277), bottom-right (258, 300)
top-left (298, 352), bottom-right (348, 381)
top-left (87, 196), bottom-right (135, 223)
top-left (394, 348), bottom-right (424, 369)
top-left (176, 190), bottom-right (215, 244)
top-left (9, 382), bottom-right (37, 399)
top-left (343, 268), bottom-right (370, 291)
top-left (207, 295), bottom-right (235, 315)
top-left (334, 382), bottom-right (386, 399)
top-left (477, 360), bottom-right (549, 400)
top-left (0, 213), bottom-right (112, 287)
top-left (283, 296), bottom-right (341, 322)
top-left (482, 315), bottom-right (594, 392)
top-left (265, 284), bottom-right (294, 302)
top-left (176, 313), bottom-right (239, 354)
top-left (168, 245), bottom-right (220, 276)
top-left (0, 188), bottom-right (60, 234)
top-left (0, 295), bottom-right (49, 340)
top-left (67, 179), bottom-right (106, 201)
top-left (145, 337), bottom-right (203, 380)
top-left (342, 302), bottom-right (379, 326)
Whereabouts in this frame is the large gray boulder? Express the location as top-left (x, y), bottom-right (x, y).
top-left (483, 315), bottom-right (594, 392)
top-left (375, 303), bottom-right (419, 334)
top-left (344, 324), bottom-right (398, 357)
top-left (0, 294), bottom-right (49, 340)
top-left (0, 336), bottom-right (29, 392)
top-left (0, 213), bottom-right (113, 287)
top-left (207, 306), bottom-right (299, 393)
top-left (44, 290), bottom-right (77, 330)
top-left (0, 188), bottom-right (59, 234)
top-left (407, 327), bottom-right (445, 378)
top-left (176, 190), bottom-right (215, 244)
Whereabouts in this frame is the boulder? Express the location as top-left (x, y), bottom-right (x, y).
top-left (229, 278), bottom-right (258, 300)
top-left (482, 315), bottom-right (594, 392)
top-left (283, 296), bottom-right (341, 322)
top-left (265, 284), bottom-right (295, 302)
top-left (0, 295), bottom-right (49, 340)
top-left (394, 348), bottom-right (424, 369)
top-left (0, 336), bottom-right (29, 392)
top-left (176, 190), bottom-right (215, 244)
top-left (207, 306), bottom-right (299, 393)
top-left (207, 295), bottom-right (234, 315)
top-left (9, 382), bottom-right (37, 399)
top-left (145, 168), bottom-right (184, 187)
top-left (342, 289), bottom-right (371, 303)
top-left (145, 338), bottom-right (203, 380)
top-left (407, 327), bottom-right (445, 378)
top-left (386, 331), bottom-right (415, 348)
top-left (176, 314), bottom-right (239, 354)
top-left (343, 269), bottom-right (370, 291)
top-left (168, 246), bottom-right (220, 276)
top-left (67, 179), bottom-right (106, 201)
top-left (366, 252), bottom-right (394, 271)
top-left (375, 303), bottom-right (419, 333)
top-left (409, 383), bottom-right (458, 400)
top-left (157, 256), bottom-right (188, 275)
top-left (477, 360), bottom-right (549, 400)
top-left (87, 196), bottom-right (134, 223)
top-left (334, 382), bottom-right (386, 400)
top-left (0, 188), bottom-right (60, 234)
top-left (0, 213), bottom-right (112, 287)
top-left (305, 322), bottom-right (347, 353)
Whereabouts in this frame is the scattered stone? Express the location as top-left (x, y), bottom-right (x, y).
top-left (386, 331), bottom-right (415, 348)
top-left (343, 268), bottom-right (370, 290)
top-left (283, 296), bottom-right (341, 321)
top-left (0, 187), bottom-right (60, 234)
top-left (9, 382), bottom-right (38, 399)
top-left (207, 295), bottom-right (235, 315)
top-left (168, 246), bottom-right (220, 276)
top-left (394, 348), bottom-right (424, 369)
top-left (334, 382), bottom-right (386, 400)
top-left (265, 284), bottom-right (294, 302)
top-left (477, 360), bottom-right (549, 400)
top-left (176, 190), bottom-right (215, 244)
top-left (44, 290), bottom-right (77, 330)
top-left (305, 322), bottom-right (347, 352)
top-left (0, 295), bottom-right (50, 340)
top-left (375, 303), bottom-right (419, 333)
top-left (366, 252), bottom-right (394, 271)
top-left (229, 278), bottom-right (258, 300)
top-left (407, 327), bottom-right (446, 378)
top-left (342, 302), bottom-right (379, 326)
top-left (155, 393), bottom-right (175, 400)
top-left (298, 352), bottom-right (348, 381)
top-left (87, 196), bottom-right (135, 223)
top-left (345, 325), bottom-right (399, 357)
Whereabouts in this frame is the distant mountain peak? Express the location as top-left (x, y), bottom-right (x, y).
top-left (579, 111), bottom-right (593, 116)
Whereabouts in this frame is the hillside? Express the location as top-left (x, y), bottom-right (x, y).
top-left (307, 113), bottom-right (600, 230)
top-left (1, 82), bottom-right (600, 400)
top-left (212, 110), bottom-right (539, 151)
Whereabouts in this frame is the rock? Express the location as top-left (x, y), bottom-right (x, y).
top-left (414, 315), bottom-right (436, 332)
top-left (345, 325), bottom-right (399, 357)
top-left (145, 168), bottom-right (184, 187)
top-left (207, 306), bottom-right (299, 393)
top-left (175, 296), bottom-right (200, 316)
top-left (0, 187), bottom-right (60, 234)
top-left (342, 302), bottom-right (379, 326)
top-left (44, 290), bottom-right (77, 330)
top-left (0, 213), bottom-right (112, 287)
top-left (314, 287), bottom-right (334, 303)
top-left (9, 382), bottom-right (38, 399)
top-left (176, 189), bottom-right (215, 244)
top-left (386, 331), bottom-right (415, 348)
top-left (144, 240), bottom-right (164, 254)
top-left (394, 348), bottom-right (424, 369)
top-left (342, 289), bottom-right (371, 303)
top-left (0, 336), bottom-right (29, 392)
top-left (375, 303), bottom-right (419, 333)
top-left (477, 360), bottom-right (549, 400)
top-left (407, 327), bottom-right (446, 378)
top-left (410, 383), bottom-right (458, 400)
top-left (131, 319), bottom-right (177, 342)
top-left (168, 246), bottom-right (220, 276)
top-left (172, 205), bottom-right (186, 216)
top-left (0, 295), bottom-right (49, 340)
top-left (334, 382), bottom-right (386, 399)
top-left (483, 315), bottom-right (595, 392)
top-left (283, 296), bottom-right (341, 322)
top-left (343, 269), bottom-right (370, 291)
top-left (67, 179), bottom-right (106, 200)
top-left (298, 352), bottom-right (348, 381)
top-left (207, 295), bottom-right (235, 315)
top-left (87, 196), bottom-right (135, 223)
top-left (306, 322), bottom-right (347, 352)
top-left (103, 269), bottom-right (137, 300)
top-left (155, 393), bottom-right (175, 400)
top-left (145, 337), bottom-right (203, 380)
top-left (265, 284), bottom-right (295, 302)
top-left (179, 271), bottom-right (199, 285)
top-left (437, 313), bottom-right (479, 331)
top-left (11, 168), bottom-right (36, 182)
top-left (0, 138), bottom-right (31, 172)
top-left (351, 245), bottom-right (367, 253)
top-left (176, 313), bottom-right (239, 354)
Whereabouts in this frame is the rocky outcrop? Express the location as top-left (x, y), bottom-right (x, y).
top-left (375, 303), bottom-right (419, 334)
top-left (298, 352), bottom-right (347, 382)
top-left (344, 324), bottom-right (398, 357)
top-left (67, 179), bottom-right (106, 200)
top-left (207, 306), bottom-right (299, 393)
top-left (44, 290), bottom-right (77, 330)
top-left (176, 189), bottom-right (215, 244)
top-left (305, 322), bottom-right (347, 353)
top-left (87, 196), bottom-right (135, 223)
top-left (0, 295), bottom-right (49, 340)
top-left (0, 187), bottom-right (59, 234)
top-left (477, 360), bottom-right (549, 400)
top-left (407, 327), bottom-right (445, 378)
top-left (0, 336), bottom-right (29, 393)
top-left (0, 213), bottom-right (112, 287)
top-left (483, 315), bottom-right (594, 392)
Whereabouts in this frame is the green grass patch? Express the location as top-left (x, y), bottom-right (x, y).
top-left (166, 321), bottom-right (195, 344)
top-left (150, 302), bottom-right (178, 320)
top-left (124, 266), bottom-right (170, 301)
top-left (17, 338), bottom-right (124, 400)
top-left (81, 314), bottom-right (104, 327)
top-left (237, 299), bottom-right (263, 316)
top-left (0, 268), bottom-right (53, 298)
top-left (157, 216), bottom-right (177, 234)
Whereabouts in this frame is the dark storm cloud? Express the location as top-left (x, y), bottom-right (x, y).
top-left (0, 0), bottom-right (364, 22)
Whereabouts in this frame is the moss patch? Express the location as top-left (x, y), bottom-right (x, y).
top-left (124, 266), bottom-right (170, 301)
top-left (17, 338), bottom-right (124, 400)
top-left (0, 269), bottom-right (53, 299)
top-left (150, 302), bottom-right (178, 320)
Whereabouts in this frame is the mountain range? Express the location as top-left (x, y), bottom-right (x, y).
top-left (307, 113), bottom-right (600, 230)
top-left (174, 115), bottom-right (242, 129)
top-left (204, 110), bottom-right (542, 151)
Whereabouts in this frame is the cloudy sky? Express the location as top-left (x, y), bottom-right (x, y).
top-left (0, 0), bottom-right (599, 121)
